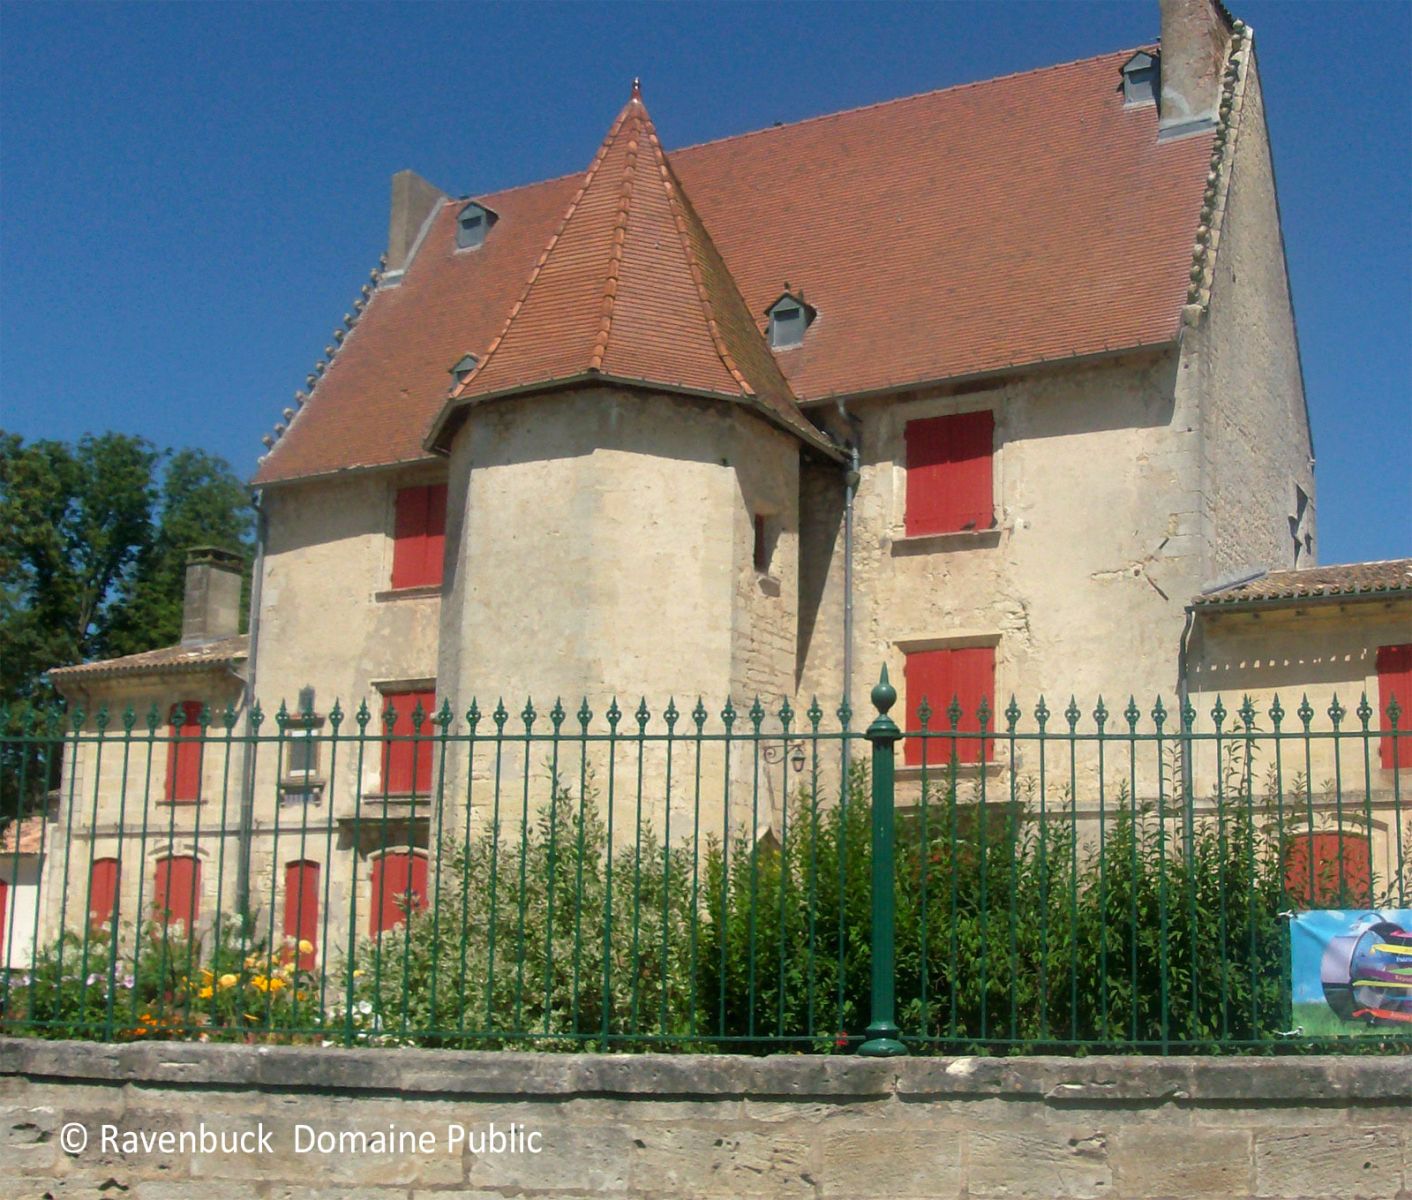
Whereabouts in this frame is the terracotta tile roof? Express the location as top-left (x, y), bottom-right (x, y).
top-left (428, 84), bottom-right (833, 456)
top-left (0, 815), bottom-right (46, 856)
top-left (1194, 560), bottom-right (1412, 607)
top-left (47, 635), bottom-right (249, 685)
top-left (255, 47), bottom-right (1214, 486)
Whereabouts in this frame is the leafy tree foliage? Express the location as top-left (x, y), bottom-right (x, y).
top-left (0, 432), bottom-right (254, 815)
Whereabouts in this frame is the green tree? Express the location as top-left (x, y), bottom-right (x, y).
top-left (0, 432), bottom-right (253, 817)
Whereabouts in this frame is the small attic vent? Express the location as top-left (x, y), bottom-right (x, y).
top-left (1121, 51), bottom-right (1159, 107)
top-left (450, 353), bottom-right (479, 385)
top-left (456, 201), bottom-right (496, 250)
top-left (767, 291), bottom-right (816, 350)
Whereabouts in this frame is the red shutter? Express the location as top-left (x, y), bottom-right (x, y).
top-left (904, 646), bottom-right (996, 766)
top-left (1284, 832), bottom-right (1372, 906)
top-left (1377, 643), bottom-right (1412, 769)
top-left (423, 483), bottom-right (447, 586)
top-left (0, 878), bottom-right (8, 964)
top-left (382, 689), bottom-right (436, 795)
top-left (165, 701), bottom-right (204, 803)
top-left (369, 851), bottom-right (428, 935)
top-left (153, 855), bottom-right (201, 930)
top-left (391, 485), bottom-right (447, 589)
top-left (283, 861), bottom-right (319, 970)
top-left (905, 411), bottom-right (994, 536)
top-left (89, 858), bottom-right (120, 929)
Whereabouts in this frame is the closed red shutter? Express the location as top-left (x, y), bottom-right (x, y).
top-left (369, 851), bottom-right (428, 934)
top-left (283, 861), bottom-right (319, 970)
top-left (89, 858), bottom-right (120, 929)
top-left (0, 878), bottom-right (8, 964)
top-left (1284, 832), bottom-right (1372, 906)
top-left (165, 701), bottom-right (204, 803)
top-left (904, 646), bottom-right (996, 766)
top-left (391, 485), bottom-right (447, 589)
top-left (153, 855), bottom-right (201, 930)
top-left (423, 483), bottom-right (447, 586)
top-left (904, 411), bottom-right (994, 536)
top-left (382, 689), bottom-right (437, 795)
top-left (1377, 643), bottom-right (1412, 769)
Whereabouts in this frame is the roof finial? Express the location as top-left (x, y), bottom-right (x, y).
top-left (631, 77), bottom-right (642, 101)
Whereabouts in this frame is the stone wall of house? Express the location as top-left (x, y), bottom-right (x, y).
top-left (1180, 51), bottom-right (1316, 583)
top-left (35, 671), bottom-right (248, 951)
top-left (4, 1039), bottom-right (1408, 1199)
top-left (799, 350), bottom-right (1207, 747)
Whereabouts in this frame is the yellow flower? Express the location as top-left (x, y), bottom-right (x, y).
top-left (218, 973), bottom-right (238, 990)
top-left (297, 939), bottom-right (313, 956)
top-left (250, 975), bottom-right (269, 993)
top-left (199, 967), bottom-right (214, 982)
top-left (268, 977), bottom-right (287, 992)
top-left (197, 985), bottom-right (213, 999)
top-left (244, 954), bottom-right (261, 970)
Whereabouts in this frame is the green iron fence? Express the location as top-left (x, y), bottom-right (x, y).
top-left (0, 671), bottom-right (1407, 1053)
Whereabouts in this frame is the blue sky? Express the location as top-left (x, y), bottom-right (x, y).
top-left (2, 1), bottom-right (1408, 565)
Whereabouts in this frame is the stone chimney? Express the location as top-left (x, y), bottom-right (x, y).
top-left (384, 170), bottom-right (446, 277)
top-left (181, 547), bottom-right (244, 646)
top-left (1158, 0), bottom-right (1234, 135)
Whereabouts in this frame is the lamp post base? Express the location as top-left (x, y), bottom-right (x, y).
top-left (857, 1022), bottom-right (907, 1057)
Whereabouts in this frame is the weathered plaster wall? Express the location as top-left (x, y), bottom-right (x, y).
top-left (438, 387), bottom-right (801, 841)
top-left (1180, 51), bottom-right (1315, 583)
top-left (4, 1040), bottom-right (1408, 1199)
top-left (37, 672), bottom-right (247, 950)
top-left (801, 352), bottom-right (1206, 732)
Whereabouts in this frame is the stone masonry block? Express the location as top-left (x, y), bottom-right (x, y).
top-left (1110, 1125), bottom-right (1252, 1198)
top-left (967, 1127), bottom-right (1113, 1199)
top-left (1254, 1126), bottom-right (1404, 1199)
top-left (631, 1125), bottom-right (814, 1198)
top-left (819, 1128), bottom-right (962, 1199)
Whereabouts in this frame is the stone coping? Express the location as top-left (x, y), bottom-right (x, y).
top-left (2, 1038), bottom-right (1408, 1106)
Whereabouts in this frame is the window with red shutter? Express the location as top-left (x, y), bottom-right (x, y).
top-left (380, 689), bottom-right (437, 795)
top-left (1377, 643), bottom-right (1412, 769)
top-left (89, 858), bottom-right (120, 929)
top-left (153, 855), bottom-right (201, 930)
top-left (1283, 832), bottom-right (1372, 906)
top-left (391, 484), bottom-right (448, 589)
top-left (165, 701), bottom-right (204, 803)
top-left (903, 646), bottom-right (996, 766)
top-left (283, 861), bottom-right (319, 970)
top-left (0, 878), bottom-right (8, 964)
top-left (369, 851), bottom-right (428, 934)
top-left (904, 410), bottom-right (994, 536)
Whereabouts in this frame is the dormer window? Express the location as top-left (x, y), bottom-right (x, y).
top-left (450, 353), bottom-right (478, 385)
top-left (456, 201), bottom-right (497, 250)
top-left (1121, 51), bottom-right (1159, 107)
top-left (766, 291), bottom-right (816, 350)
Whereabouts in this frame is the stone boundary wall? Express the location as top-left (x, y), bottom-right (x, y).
top-left (2, 1038), bottom-right (1409, 1199)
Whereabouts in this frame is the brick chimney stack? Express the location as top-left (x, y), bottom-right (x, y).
top-left (181, 547), bottom-right (244, 646)
top-left (1158, 0), bottom-right (1234, 135)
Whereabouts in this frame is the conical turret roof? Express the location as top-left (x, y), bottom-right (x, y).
top-left (427, 82), bottom-right (835, 456)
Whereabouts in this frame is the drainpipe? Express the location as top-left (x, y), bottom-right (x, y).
top-left (836, 400), bottom-right (862, 782)
top-left (235, 491), bottom-right (267, 923)
top-left (1177, 604), bottom-right (1196, 851)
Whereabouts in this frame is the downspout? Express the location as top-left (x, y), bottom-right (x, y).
top-left (1178, 604), bottom-right (1196, 852)
top-left (235, 491), bottom-right (267, 923)
top-left (836, 399), bottom-right (862, 781)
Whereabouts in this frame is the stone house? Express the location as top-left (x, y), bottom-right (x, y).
top-left (33, 0), bottom-right (1408, 969)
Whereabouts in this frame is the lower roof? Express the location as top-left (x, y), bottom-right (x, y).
top-left (1194, 560), bottom-right (1412, 609)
